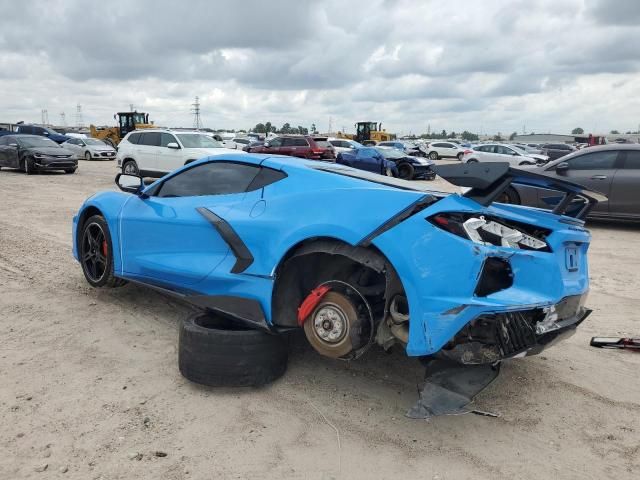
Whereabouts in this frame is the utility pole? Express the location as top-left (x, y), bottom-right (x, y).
top-left (75, 104), bottom-right (83, 128)
top-left (328, 117), bottom-right (332, 135)
top-left (41, 109), bottom-right (49, 125)
top-left (60, 112), bottom-right (66, 126)
top-left (191, 96), bottom-right (202, 130)
top-left (130, 103), bottom-right (134, 112)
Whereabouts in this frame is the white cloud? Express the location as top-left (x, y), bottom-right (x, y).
top-left (1, 0), bottom-right (639, 135)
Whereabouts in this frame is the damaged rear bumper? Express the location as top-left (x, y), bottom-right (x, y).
top-left (436, 294), bottom-right (590, 365)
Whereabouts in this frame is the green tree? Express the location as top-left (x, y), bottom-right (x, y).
top-left (253, 123), bottom-right (266, 133)
top-left (265, 122), bottom-right (273, 134)
top-left (298, 125), bottom-right (308, 135)
top-left (509, 131), bottom-right (517, 141)
top-left (448, 131), bottom-right (456, 138)
top-left (461, 131), bottom-right (479, 141)
top-left (493, 134), bottom-right (503, 141)
top-left (280, 123), bottom-right (291, 134)
top-left (610, 129), bottom-right (620, 134)
top-left (311, 123), bottom-right (317, 134)
top-left (571, 127), bottom-right (584, 135)
top-left (441, 129), bottom-right (447, 138)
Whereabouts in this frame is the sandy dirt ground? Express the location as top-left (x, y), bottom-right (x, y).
top-left (1, 160), bottom-right (639, 480)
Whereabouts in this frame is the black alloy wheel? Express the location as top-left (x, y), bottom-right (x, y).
top-left (81, 221), bottom-right (108, 285)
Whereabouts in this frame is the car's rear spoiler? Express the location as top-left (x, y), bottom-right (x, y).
top-left (433, 162), bottom-right (607, 220)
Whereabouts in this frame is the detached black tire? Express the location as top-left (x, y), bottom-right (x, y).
top-left (179, 313), bottom-right (288, 387)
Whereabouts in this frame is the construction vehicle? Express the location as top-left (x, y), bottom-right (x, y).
top-left (336, 122), bottom-right (396, 144)
top-left (90, 111), bottom-right (155, 147)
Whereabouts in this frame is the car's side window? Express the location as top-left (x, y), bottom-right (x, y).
top-left (356, 148), bottom-right (378, 159)
top-left (140, 132), bottom-right (161, 147)
top-left (282, 137), bottom-right (295, 147)
top-left (268, 138), bottom-right (283, 147)
top-left (0, 137), bottom-right (7, 146)
top-left (156, 162), bottom-right (263, 198)
top-left (160, 133), bottom-right (177, 147)
top-left (567, 150), bottom-right (618, 170)
top-left (128, 132), bottom-right (141, 144)
top-left (622, 151), bottom-right (640, 169)
top-left (292, 138), bottom-right (308, 147)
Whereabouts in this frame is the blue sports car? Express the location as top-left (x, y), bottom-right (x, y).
top-left (73, 154), bottom-right (603, 415)
top-left (337, 146), bottom-right (435, 180)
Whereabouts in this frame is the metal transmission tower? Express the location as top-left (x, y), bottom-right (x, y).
top-left (60, 112), bottom-right (66, 126)
top-left (191, 96), bottom-right (202, 130)
top-left (75, 104), bottom-right (84, 128)
top-left (41, 109), bottom-right (49, 125)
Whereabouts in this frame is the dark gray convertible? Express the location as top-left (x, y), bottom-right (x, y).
top-left (501, 144), bottom-right (640, 220)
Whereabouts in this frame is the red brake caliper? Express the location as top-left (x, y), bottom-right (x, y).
top-left (297, 285), bottom-right (331, 326)
top-left (102, 240), bottom-right (108, 257)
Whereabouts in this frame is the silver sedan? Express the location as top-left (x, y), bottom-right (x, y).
top-left (62, 137), bottom-right (117, 161)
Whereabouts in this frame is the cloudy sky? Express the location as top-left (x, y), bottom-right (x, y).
top-left (1, 0), bottom-right (639, 135)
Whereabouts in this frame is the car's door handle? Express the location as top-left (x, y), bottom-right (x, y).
top-left (590, 175), bottom-right (607, 180)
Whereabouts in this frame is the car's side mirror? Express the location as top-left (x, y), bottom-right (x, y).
top-left (166, 142), bottom-right (180, 149)
top-left (555, 162), bottom-right (569, 174)
top-left (263, 142), bottom-right (270, 147)
top-left (115, 173), bottom-right (144, 194)
top-left (43, 131), bottom-right (49, 135)
top-left (79, 142), bottom-right (86, 147)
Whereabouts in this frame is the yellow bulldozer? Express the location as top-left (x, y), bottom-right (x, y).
top-left (90, 111), bottom-right (155, 147)
top-left (336, 121), bottom-right (396, 145)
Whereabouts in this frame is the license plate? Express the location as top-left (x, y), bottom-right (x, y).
top-left (565, 246), bottom-right (579, 271)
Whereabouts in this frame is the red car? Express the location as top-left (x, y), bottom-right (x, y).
top-left (247, 135), bottom-right (335, 160)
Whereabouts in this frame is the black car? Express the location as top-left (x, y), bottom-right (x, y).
top-left (0, 134), bottom-right (77, 174)
top-left (375, 147), bottom-right (435, 179)
top-left (540, 143), bottom-right (576, 160)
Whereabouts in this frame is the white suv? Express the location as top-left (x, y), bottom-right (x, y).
top-left (425, 141), bottom-right (466, 160)
top-left (117, 129), bottom-right (243, 177)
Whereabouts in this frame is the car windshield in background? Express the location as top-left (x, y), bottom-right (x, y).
top-left (44, 128), bottom-right (61, 135)
top-left (375, 147), bottom-right (405, 159)
top-left (84, 138), bottom-right (107, 146)
top-left (313, 140), bottom-right (331, 148)
top-left (18, 137), bottom-right (59, 148)
top-left (177, 134), bottom-right (222, 148)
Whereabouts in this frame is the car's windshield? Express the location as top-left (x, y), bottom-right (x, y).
top-left (44, 127), bottom-right (60, 135)
top-left (375, 147), bottom-right (405, 159)
top-left (17, 136), bottom-right (59, 148)
top-left (177, 134), bottom-right (222, 148)
top-left (84, 138), bottom-right (108, 146)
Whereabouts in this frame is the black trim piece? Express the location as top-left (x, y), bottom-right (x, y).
top-left (196, 207), bottom-right (254, 274)
top-left (124, 277), bottom-right (270, 331)
top-left (188, 294), bottom-right (270, 331)
top-left (358, 194), bottom-right (437, 247)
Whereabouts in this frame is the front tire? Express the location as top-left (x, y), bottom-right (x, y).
top-left (467, 158), bottom-right (479, 163)
top-left (397, 162), bottom-right (415, 180)
top-left (457, 152), bottom-right (464, 161)
top-left (429, 151), bottom-right (439, 160)
top-left (80, 215), bottom-right (127, 288)
top-left (23, 157), bottom-right (35, 175)
top-left (85, 151), bottom-right (92, 161)
top-left (122, 159), bottom-right (139, 175)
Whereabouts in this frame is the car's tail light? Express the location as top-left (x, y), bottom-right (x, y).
top-left (463, 149), bottom-right (473, 155)
top-left (429, 213), bottom-right (551, 251)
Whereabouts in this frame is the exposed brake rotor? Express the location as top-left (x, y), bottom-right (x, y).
top-left (301, 281), bottom-right (374, 360)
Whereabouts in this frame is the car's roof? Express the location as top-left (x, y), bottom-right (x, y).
top-left (545, 143), bottom-right (640, 167)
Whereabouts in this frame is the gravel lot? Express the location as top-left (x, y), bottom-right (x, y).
top-left (1, 160), bottom-right (639, 479)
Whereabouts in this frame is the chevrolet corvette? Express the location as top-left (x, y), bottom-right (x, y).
top-left (72, 155), bottom-right (604, 416)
